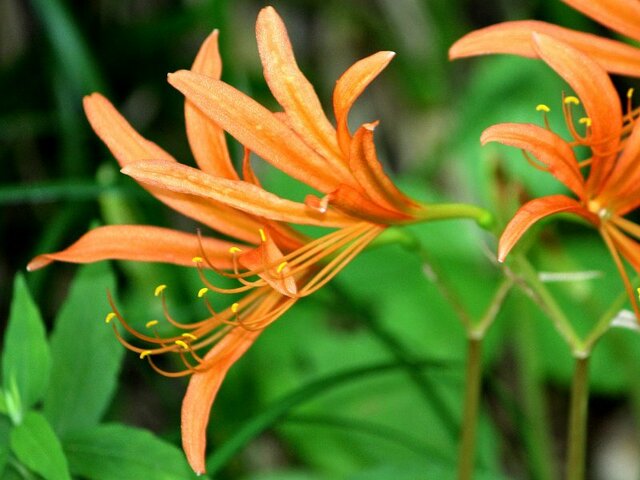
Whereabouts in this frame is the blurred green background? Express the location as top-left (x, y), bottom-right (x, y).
top-left (2, 0), bottom-right (640, 478)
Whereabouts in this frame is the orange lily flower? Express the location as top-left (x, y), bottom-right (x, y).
top-left (26, 6), bottom-right (461, 474)
top-left (481, 33), bottom-right (640, 317)
top-left (449, 0), bottom-right (640, 78)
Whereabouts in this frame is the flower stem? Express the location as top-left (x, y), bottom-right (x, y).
top-left (457, 334), bottom-right (483, 480)
top-left (417, 202), bottom-right (494, 229)
top-left (566, 355), bottom-right (590, 480)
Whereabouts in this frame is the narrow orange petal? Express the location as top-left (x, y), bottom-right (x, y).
top-left (350, 123), bottom-right (420, 214)
top-left (332, 51), bottom-right (395, 157)
top-left (532, 33), bottom-right (622, 190)
top-left (449, 20), bottom-right (640, 77)
top-left (83, 93), bottom-right (176, 167)
top-left (168, 70), bottom-right (343, 194)
top-left (481, 123), bottom-right (585, 199)
top-left (122, 160), bottom-right (357, 227)
top-left (498, 195), bottom-right (597, 261)
top-left (185, 30), bottom-right (239, 179)
top-left (181, 327), bottom-right (261, 474)
top-left (239, 232), bottom-right (297, 296)
top-left (329, 185), bottom-right (411, 224)
top-left (563, 0), bottom-right (640, 43)
top-left (27, 225), bottom-right (236, 271)
top-left (256, 7), bottom-right (352, 183)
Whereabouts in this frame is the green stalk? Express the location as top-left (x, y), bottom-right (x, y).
top-left (565, 355), bottom-right (590, 480)
top-left (416, 202), bottom-right (494, 229)
top-left (457, 335), bottom-right (483, 480)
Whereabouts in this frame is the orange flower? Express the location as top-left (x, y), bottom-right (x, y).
top-left (26, 6), bottom-right (461, 474)
top-left (449, 0), bottom-right (640, 78)
top-left (480, 33), bottom-right (640, 317)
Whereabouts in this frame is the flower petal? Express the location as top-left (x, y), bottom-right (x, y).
top-left (168, 70), bottom-right (343, 194)
top-left (350, 123), bottom-right (420, 214)
top-left (532, 33), bottom-right (622, 190)
top-left (256, 7), bottom-right (353, 183)
top-left (84, 93), bottom-right (263, 243)
top-left (122, 160), bottom-right (357, 227)
top-left (333, 51), bottom-right (395, 157)
top-left (185, 30), bottom-right (239, 179)
top-left (498, 195), bottom-right (597, 261)
top-left (563, 0), bottom-right (640, 43)
top-left (181, 326), bottom-right (261, 474)
top-left (27, 225), bottom-right (236, 271)
top-left (329, 185), bottom-right (411, 224)
top-left (481, 122), bottom-right (585, 198)
top-left (449, 20), bottom-right (640, 77)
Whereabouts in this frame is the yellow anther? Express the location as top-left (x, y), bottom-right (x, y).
top-left (139, 350), bottom-right (152, 359)
top-left (231, 302), bottom-right (239, 314)
top-left (637, 287), bottom-right (640, 300)
top-left (154, 284), bottom-right (167, 297)
top-left (259, 228), bottom-right (266, 242)
top-left (579, 117), bottom-right (592, 127)
top-left (105, 312), bottom-right (116, 323)
top-left (182, 333), bottom-right (198, 340)
top-left (174, 340), bottom-right (190, 350)
top-left (628, 88), bottom-right (635, 99)
top-left (145, 320), bottom-right (159, 328)
top-left (229, 246), bottom-right (242, 254)
top-left (564, 96), bottom-right (580, 105)
top-left (192, 256), bottom-right (203, 264)
top-left (535, 104), bottom-right (550, 113)
top-left (277, 261), bottom-right (288, 274)
top-left (197, 287), bottom-right (209, 298)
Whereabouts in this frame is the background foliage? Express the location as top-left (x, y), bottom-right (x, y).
top-left (1, 0), bottom-right (639, 478)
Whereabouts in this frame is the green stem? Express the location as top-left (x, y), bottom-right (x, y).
top-left (566, 355), bottom-right (590, 480)
top-left (416, 202), bottom-right (493, 229)
top-left (457, 335), bottom-right (483, 480)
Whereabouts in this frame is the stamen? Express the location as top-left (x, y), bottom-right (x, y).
top-left (154, 284), bottom-right (167, 297)
top-left (277, 261), bottom-right (288, 274)
top-left (140, 350), bottom-right (152, 359)
top-left (229, 247), bottom-right (242, 254)
top-left (182, 333), bottom-right (198, 340)
top-left (564, 96), bottom-right (580, 105)
top-left (579, 117), bottom-right (592, 128)
top-left (192, 256), bottom-right (203, 264)
top-left (146, 320), bottom-right (159, 328)
top-left (105, 312), bottom-right (116, 323)
top-left (231, 302), bottom-right (239, 314)
top-left (259, 228), bottom-right (267, 243)
top-left (197, 287), bottom-right (209, 298)
top-left (174, 340), bottom-right (190, 350)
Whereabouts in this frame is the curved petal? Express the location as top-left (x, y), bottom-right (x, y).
top-left (333, 51), bottom-right (395, 157)
top-left (349, 123), bottom-right (418, 213)
top-left (185, 30), bottom-right (239, 179)
top-left (168, 70), bottom-right (343, 194)
top-left (27, 225), bottom-right (236, 271)
top-left (481, 122), bottom-right (585, 198)
top-left (563, 0), bottom-right (640, 43)
top-left (84, 93), bottom-right (263, 243)
top-left (122, 160), bottom-right (358, 227)
top-left (256, 7), bottom-right (353, 183)
top-left (532, 33), bottom-right (622, 191)
top-left (181, 326), bottom-right (261, 474)
top-left (498, 195), bottom-right (597, 261)
top-left (449, 20), bottom-right (640, 77)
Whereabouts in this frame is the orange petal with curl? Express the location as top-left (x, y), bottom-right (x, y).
top-left (498, 195), bottom-right (597, 261)
top-left (532, 33), bottom-right (622, 190)
top-left (333, 51), bottom-right (395, 157)
top-left (84, 93), bottom-right (263, 243)
top-left (181, 326), bottom-right (261, 474)
top-left (168, 70), bottom-right (342, 194)
top-left (481, 122), bottom-right (585, 199)
top-left (239, 231), bottom-right (297, 296)
top-left (185, 30), bottom-right (239, 179)
top-left (122, 160), bottom-right (357, 227)
top-left (563, 0), bottom-right (640, 43)
top-left (256, 7), bottom-right (351, 183)
top-left (27, 225), bottom-right (236, 271)
top-left (449, 20), bottom-right (640, 77)
top-left (350, 123), bottom-right (419, 213)
top-left (329, 185), bottom-right (411, 224)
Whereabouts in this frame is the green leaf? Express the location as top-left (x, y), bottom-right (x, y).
top-left (9, 411), bottom-right (70, 480)
top-left (2, 274), bottom-right (50, 419)
top-left (0, 415), bottom-right (12, 476)
top-left (43, 262), bottom-right (124, 436)
top-left (64, 424), bottom-right (196, 480)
